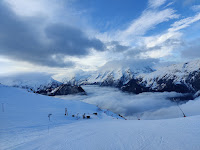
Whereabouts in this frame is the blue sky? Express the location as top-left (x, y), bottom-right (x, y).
top-left (70, 0), bottom-right (200, 33)
top-left (71, 0), bottom-right (147, 32)
top-left (0, 0), bottom-right (200, 76)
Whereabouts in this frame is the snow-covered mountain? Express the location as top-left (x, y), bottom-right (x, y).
top-left (139, 59), bottom-right (200, 91)
top-left (57, 59), bottom-right (200, 97)
top-left (122, 59), bottom-right (200, 96)
top-left (2, 59), bottom-right (200, 97)
top-left (0, 73), bottom-right (87, 96)
top-left (61, 70), bottom-right (91, 85)
top-left (85, 68), bottom-right (134, 87)
top-left (0, 72), bottom-right (61, 92)
top-left (60, 60), bottom-right (155, 87)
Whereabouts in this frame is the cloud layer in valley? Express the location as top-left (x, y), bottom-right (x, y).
top-left (57, 85), bottom-right (199, 120)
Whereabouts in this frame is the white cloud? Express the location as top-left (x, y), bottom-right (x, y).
top-left (95, 6), bottom-right (181, 64)
top-left (66, 50), bottom-right (109, 71)
top-left (140, 13), bottom-right (200, 59)
top-left (0, 56), bottom-right (76, 76)
top-left (145, 32), bottom-right (182, 48)
top-left (5, 0), bottom-right (90, 29)
top-left (191, 5), bottom-right (200, 12)
top-left (96, 4), bottom-right (179, 47)
top-left (5, 0), bottom-right (59, 18)
top-left (164, 2), bottom-right (174, 8)
top-left (169, 13), bottom-right (200, 32)
top-left (148, 0), bottom-right (167, 8)
top-left (108, 2), bottom-right (200, 61)
top-left (141, 46), bottom-right (173, 58)
top-left (121, 9), bottom-right (179, 38)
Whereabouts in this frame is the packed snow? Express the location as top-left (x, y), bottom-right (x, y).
top-left (1, 85), bottom-right (200, 150)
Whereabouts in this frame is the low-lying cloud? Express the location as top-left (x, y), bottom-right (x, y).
top-left (57, 85), bottom-right (199, 120)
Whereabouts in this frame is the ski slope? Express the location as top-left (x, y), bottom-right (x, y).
top-left (3, 116), bottom-right (200, 150)
top-left (1, 85), bottom-right (200, 150)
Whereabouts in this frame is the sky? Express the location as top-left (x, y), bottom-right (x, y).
top-left (0, 0), bottom-right (200, 76)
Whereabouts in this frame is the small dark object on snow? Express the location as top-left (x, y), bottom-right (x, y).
top-left (93, 113), bottom-right (97, 115)
top-left (48, 113), bottom-right (52, 121)
top-left (72, 115), bottom-right (75, 117)
top-left (86, 116), bottom-right (90, 119)
top-left (83, 113), bottom-right (86, 119)
top-left (65, 108), bottom-right (68, 116)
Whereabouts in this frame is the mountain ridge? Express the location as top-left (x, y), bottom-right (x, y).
top-left (1, 59), bottom-right (200, 97)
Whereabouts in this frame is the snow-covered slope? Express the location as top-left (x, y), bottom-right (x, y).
top-left (0, 85), bottom-right (120, 128)
top-left (1, 84), bottom-right (200, 150)
top-left (3, 116), bottom-right (200, 150)
top-left (0, 72), bottom-right (61, 92)
top-left (0, 85), bottom-right (121, 149)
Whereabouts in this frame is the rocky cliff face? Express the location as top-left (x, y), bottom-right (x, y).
top-left (48, 84), bottom-right (86, 96)
top-left (121, 78), bottom-right (149, 94)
